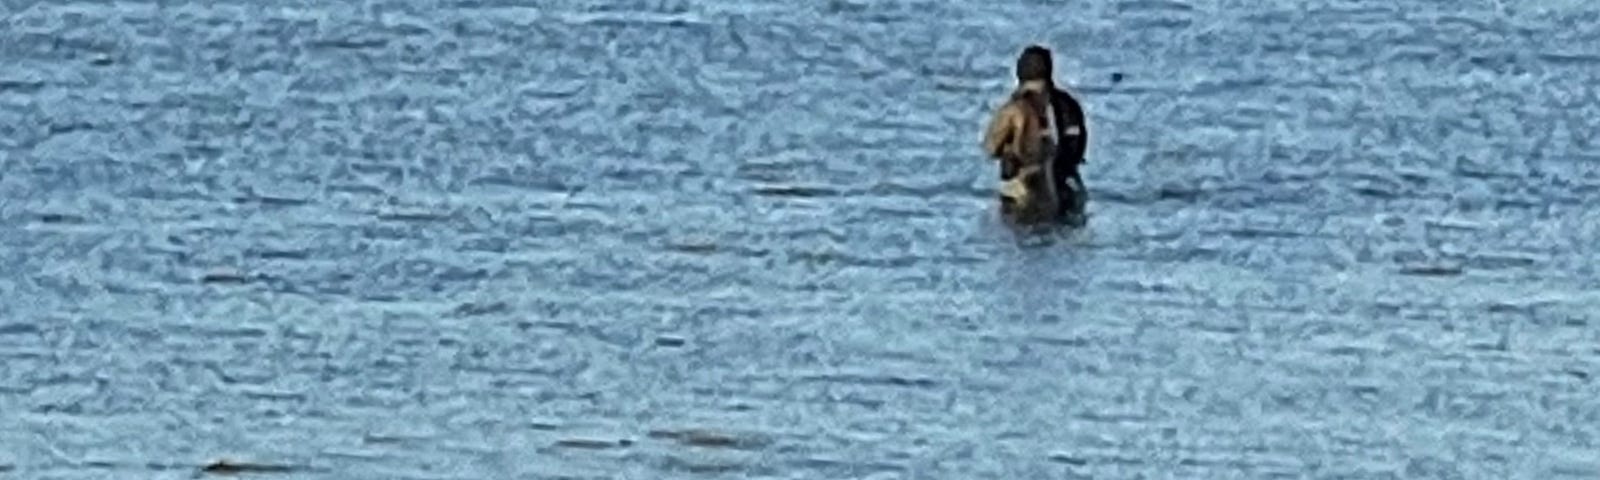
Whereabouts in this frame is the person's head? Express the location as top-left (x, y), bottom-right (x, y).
top-left (1015, 45), bottom-right (1054, 84)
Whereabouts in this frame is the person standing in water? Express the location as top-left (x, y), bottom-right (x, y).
top-left (982, 44), bottom-right (1089, 217)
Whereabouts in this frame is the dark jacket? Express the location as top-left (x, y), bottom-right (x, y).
top-left (1045, 85), bottom-right (1088, 178)
top-left (984, 84), bottom-right (1089, 183)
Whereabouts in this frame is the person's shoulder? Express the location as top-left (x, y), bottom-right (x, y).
top-left (995, 95), bottom-right (1030, 116)
top-left (1051, 87), bottom-right (1085, 114)
top-left (1051, 85), bottom-right (1083, 102)
top-left (1008, 89), bottom-right (1047, 110)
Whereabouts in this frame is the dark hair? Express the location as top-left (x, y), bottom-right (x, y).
top-left (1015, 45), bottom-right (1053, 83)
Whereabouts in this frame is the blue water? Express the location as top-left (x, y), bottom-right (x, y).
top-left (3, 1), bottom-right (1599, 478)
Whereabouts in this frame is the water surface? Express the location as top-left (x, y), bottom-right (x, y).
top-left (3, 0), bottom-right (1599, 478)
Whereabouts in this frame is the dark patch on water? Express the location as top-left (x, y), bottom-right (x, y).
top-left (1155, 185), bottom-right (1205, 201)
top-left (1398, 264), bottom-right (1465, 277)
top-left (307, 37), bottom-right (389, 50)
top-left (750, 184), bottom-right (842, 198)
top-left (663, 241), bottom-right (722, 255)
top-left (0, 80), bottom-right (46, 93)
top-left (325, 183), bottom-right (387, 196)
top-left (375, 211), bottom-right (452, 223)
top-left (233, 195), bottom-right (311, 207)
top-left (35, 212), bottom-right (88, 225)
top-left (200, 269), bottom-right (253, 284)
top-left (450, 301), bottom-right (510, 317)
top-left (200, 460), bottom-right (296, 475)
top-left (647, 428), bottom-right (770, 451)
top-left (0, 323), bottom-right (41, 336)
top-left (246, 249), bottom-right (311, 260)
top-left (798, 373), bottom-right (940, 389)
top-left (554, 438), bottom-right (633, 450)
top-left (1538, 52), bottom-right (1600, 66)
top-left (1216, 227), bottom-right (1308, 240)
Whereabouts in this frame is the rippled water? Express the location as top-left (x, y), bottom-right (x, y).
top-left (3, 0), bottom-right (1599, 478)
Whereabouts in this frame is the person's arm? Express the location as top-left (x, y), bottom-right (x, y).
top-left (982, 102), bottom-right (1021, 160)
top-left (1054, 90), bottom-right (1088, 163)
